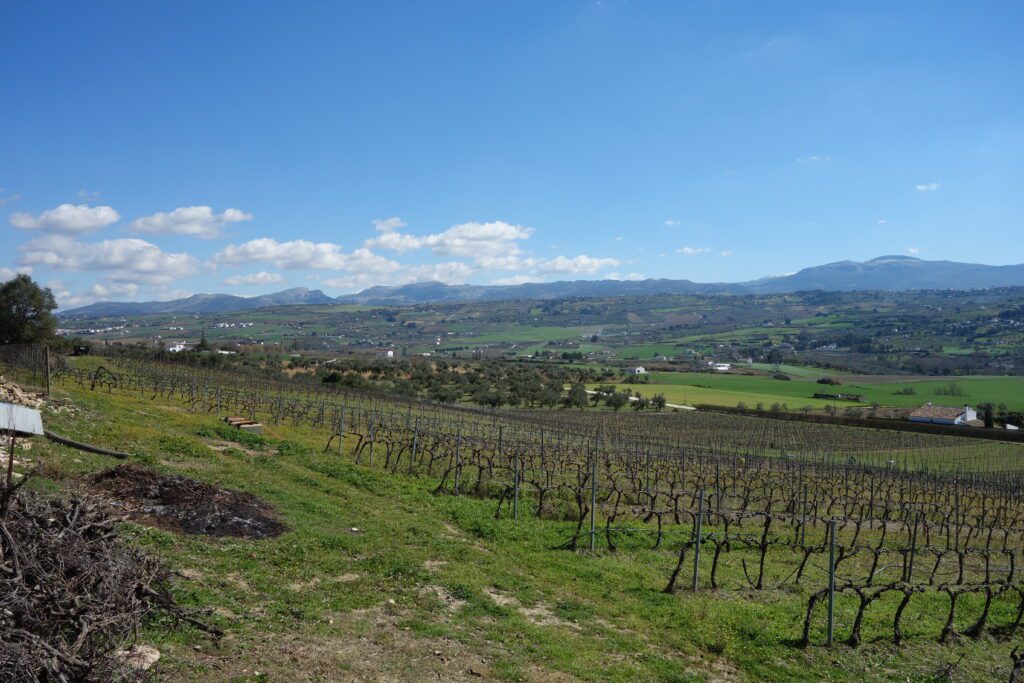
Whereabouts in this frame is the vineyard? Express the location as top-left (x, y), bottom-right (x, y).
top-left (33, 349), bottom-right (1023, 664)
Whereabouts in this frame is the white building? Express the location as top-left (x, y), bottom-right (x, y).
top-left (627, 367), bottom-right (647, 375)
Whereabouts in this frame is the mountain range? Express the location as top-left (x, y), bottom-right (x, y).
top-left (60, 287), bottom-right (336, 317)
top-left (59, 256), bottom-right (1024, 316)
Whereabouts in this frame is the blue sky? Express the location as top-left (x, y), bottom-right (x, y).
top-left (2, 1), bottom-right (1022, 307)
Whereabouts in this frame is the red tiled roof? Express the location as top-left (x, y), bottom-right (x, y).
top-left (909, 405), bottom-right (966, 420)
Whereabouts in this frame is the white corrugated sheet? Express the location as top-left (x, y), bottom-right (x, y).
top-left (0, 402), bottom-right (44, 436)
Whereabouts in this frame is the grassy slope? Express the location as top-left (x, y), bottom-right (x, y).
top-left (17, 382), bottom-right (1020, 682)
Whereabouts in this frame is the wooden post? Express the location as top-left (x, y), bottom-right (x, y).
top-left (801, 483), bottom-right (808, 545)
top-left (827, 519), bottom-right (836, 646)
top-left (692, 487), bottom-right (704, 592)
top-left (589, 449), bottom-right (597, 552)
top-left (409, 417), bottom-right (420, 473)
top-left (5, 430), bottom-right (17, 489)
top-left (513, 448), bottom-right (520, 522)
top-left (907, 510), bottom-right (919, 582)
top-left (338, 405), bottom-right (346, 456)
top-left (454, 429), bottom-right (461, 495)
top-left (368, 416), bottom-right (376, 468)
top-left (44, 345), bottom-right (51, 395)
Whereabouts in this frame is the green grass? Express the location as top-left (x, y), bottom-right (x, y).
top-left (598, 371), bottom-right (1024, 411)
top-left (745, 363), bottom-right (832, 379)
top-left (15, 380), bottom-right (1023, 681)
top-left (450, 325), bottom-right (603, 346)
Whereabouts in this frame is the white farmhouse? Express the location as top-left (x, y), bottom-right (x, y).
top-left (908, 403), bottom-right (978, 426)
top-left (627, 367), bottom-right (647, 375)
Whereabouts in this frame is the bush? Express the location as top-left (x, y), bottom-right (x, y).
top-left (817, 376), bottom-right (842, 386)
top-left (772, 373), bottom-right (791, 381)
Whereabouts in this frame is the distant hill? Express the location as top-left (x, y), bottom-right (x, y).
top-left (339, 256), bottom-right (1024, 304)
top-left (746, 256), bottom-right (1024, 294)
top-left (59, 256), bottom-right (1024, 315)
top-left (60, 287), bottom-right (335, 317)
top-left (336, 278), bottom-right (746, 305)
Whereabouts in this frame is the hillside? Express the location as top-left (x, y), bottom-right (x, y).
top-left (6, 355), bottom-right (1024, 681)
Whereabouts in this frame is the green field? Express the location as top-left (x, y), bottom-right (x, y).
top-left (597, 371), bottom-right (1024, 412)
top-left (450, 325), bottom-right (603, 346)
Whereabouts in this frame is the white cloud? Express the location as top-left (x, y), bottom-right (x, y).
top-left (214, 238), bottom-right (401, 283)
top-left (225, 271), bottom-right (286, 286)
top-left (877, 219), bottom-right (887, 224)
top-left (906, 247), bottom-right (921, 255)
top-left (405, 261), bottom-right (474, 283)
top-left (366, 220), bottom-right (533, 261)
top-left (720, 250), bottom-right (733, 257)
top-left (492, 274), bottom-right (534, 286)
top-left (372, 217), bottom-right (406, 232)
top-left (215, 238), bottom-right (346, 269)
top-left (324, 259), bottom-right (475, 292)
top-left (796, 155), bottom-right (831, 164)
top-left (11, 203), bottom-right (120, 234)
top-left (0, 266), bottom-right (32, 282)
top-left (342, 247), bottom-right (403, 276)
top-left (0, 192), bottom-right (21, 206)
top-left (46, 280), bottom-right (140, 309)
top-left (76, 190), bottom-right (101, 201)
top-left (535, 254), bottom-right (619, 275)
top-left (915, 182), bottom-right (941, 192)
top-left (605, 272), bottom-right (646, 281)
top-left (664, 219), bottom-right (679, 227)
top-left (613, 236), bottom-right (623, 241)
top-left (86, 282), bottom-right (139, 299)
top-left (129, 206), bottom-right (252, 239)
top-left (677, 246), bottom-right (711, 256)
top-left (18, 235), bottom-right (198, 285)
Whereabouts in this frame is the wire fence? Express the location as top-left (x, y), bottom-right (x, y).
top-left (0, 343), bottom-right (50, 394)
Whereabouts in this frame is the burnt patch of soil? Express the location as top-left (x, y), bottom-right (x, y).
top-left (92, 464), bottom-right (288, 538)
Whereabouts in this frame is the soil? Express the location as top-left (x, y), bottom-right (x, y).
top-left (91, 464), bottom-right (288, 538)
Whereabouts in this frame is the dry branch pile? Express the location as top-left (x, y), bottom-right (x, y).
top-left (92, 464), bottom-right (287, 539)
top-left (0, 485), bottom-right (214, 681)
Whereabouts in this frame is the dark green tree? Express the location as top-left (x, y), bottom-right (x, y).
top-left (606, 391), bottom-right (629, 411)
top-left (564, 383), bottom-right (588, 410)
top-left (0, 274), bottom-right (57, 344)
top-left (979, 402), bottom-right (995, 429)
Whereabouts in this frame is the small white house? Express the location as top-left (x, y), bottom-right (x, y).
top-left (713, 363), bottom-right (732, 372)
top-left (627, 367), bottom-right (647, 375)
top-left (378, 349), bottom-right (395, 359)
top-left (168, 343), bottom-right (188, 353)
top-left (908, 403), bottom-right (978, 426)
